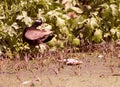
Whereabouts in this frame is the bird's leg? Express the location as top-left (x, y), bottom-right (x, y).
top-left (33, 50), bottom-right (39, 60)
top-left (24, 52), bottom-right (29, 63)
top-left (32, 46), bottom-right (40, 60)
top-left (24, 49), bottom-right (31, 63)
top-left (35, 52), bottom-right (40, 60)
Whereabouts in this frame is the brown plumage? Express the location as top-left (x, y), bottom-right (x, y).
top-left (23, 19), bottom-right (54, 46)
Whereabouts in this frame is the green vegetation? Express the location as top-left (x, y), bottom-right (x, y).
top-left (0, 0), bottom-right (120, 58)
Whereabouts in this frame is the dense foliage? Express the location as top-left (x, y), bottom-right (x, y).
top-left (0, 0), bottom-right (120, 58)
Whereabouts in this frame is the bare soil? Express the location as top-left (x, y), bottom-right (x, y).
top-left (0, 52), bottom-right (120, 87)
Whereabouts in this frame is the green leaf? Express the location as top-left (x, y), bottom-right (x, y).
top-left (86, 17), bottom-right (99, 29)
top-left (57, 40), bottom-right (64, 48)
top-left (104, 33), bottom-right (110, 38)
top-left (70, 7), bottom-right (83, 14)
top-left (56, 17), bottom-right (66, 27)
top-left (47, 37), bottom-right (57, 47)
top-left (16, 15), bottom-right (23, 20)
top-left (92, 29), bottom-right (103, 43)
top-left (72, 38), bottom-right (80, 46)
top-left (110, 28), bottom-right (117, 35)
top-left (116, 31), bottom-right (120, 38)
top-left (22, 16), bottom-right (32, 26)
top-left (11, 22), bottom-right (19, 29)
top-left (110, 4), bottom-right (118, 17)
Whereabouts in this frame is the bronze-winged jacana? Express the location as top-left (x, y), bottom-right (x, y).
top-left (22, 19), bottom-right (54, 62)
top-left (23, 19), bottom-right (54, 46)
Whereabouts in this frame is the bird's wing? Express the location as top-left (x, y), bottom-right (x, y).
top-left (25, 29), bottom-right (53, 40)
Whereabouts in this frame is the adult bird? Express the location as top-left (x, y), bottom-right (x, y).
top-left (22, 19), bottom-right (54, 61)
top-left (23, 19), bottom-right (54, 46)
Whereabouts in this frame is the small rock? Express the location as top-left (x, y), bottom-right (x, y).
top-left (58, 58), bottom-right (83, 65)
top-left (98, 54), bottom-right (104, 59)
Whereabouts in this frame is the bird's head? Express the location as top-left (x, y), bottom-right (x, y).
top-left (32, 19), bottom-right (43, 28)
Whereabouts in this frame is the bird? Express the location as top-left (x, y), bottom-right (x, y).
top-left (22, 19), bottom-right (54, 62)
top-left (23, 19), bottom-right (54, 46)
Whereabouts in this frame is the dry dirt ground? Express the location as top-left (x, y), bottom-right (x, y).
top-left (0, 52), bottom-right (120, 87)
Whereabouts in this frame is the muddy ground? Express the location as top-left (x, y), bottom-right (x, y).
top-left (0, 52), bottom-right (120, 87)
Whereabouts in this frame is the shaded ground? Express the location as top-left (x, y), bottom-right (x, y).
top-left (0, 52), bottom-right (120, 87)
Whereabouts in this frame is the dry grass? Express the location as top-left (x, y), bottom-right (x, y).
top-left (0, 42), bottom-right (120, 87)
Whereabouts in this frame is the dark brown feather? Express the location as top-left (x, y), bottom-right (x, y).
top-left (25, 29), bottom-right (53, 40)
top-left (23, 20), bottom-right (54, 46)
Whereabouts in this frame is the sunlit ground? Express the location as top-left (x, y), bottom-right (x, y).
top-left (0, 52), bottom-right (120, 87)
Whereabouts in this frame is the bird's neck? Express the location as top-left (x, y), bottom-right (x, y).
top-left (31, 24), bottom-right (38, 28)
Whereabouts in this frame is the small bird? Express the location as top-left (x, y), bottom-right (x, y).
top-left (23, 19), bottom-right (54, 46)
